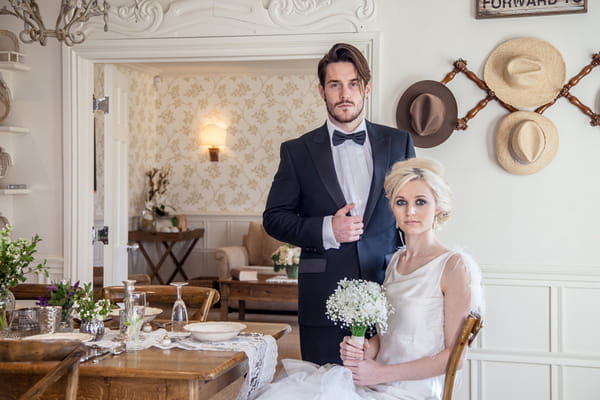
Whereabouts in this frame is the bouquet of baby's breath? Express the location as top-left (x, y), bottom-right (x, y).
top-left (326, 278), bottom-right (393, 342)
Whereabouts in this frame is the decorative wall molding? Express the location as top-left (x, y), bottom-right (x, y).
top-left (83, 0), bottom-right (376, 39)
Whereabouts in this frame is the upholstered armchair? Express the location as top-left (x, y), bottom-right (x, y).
top-left (215, 222), bottom-right (297, 312)
top-left (215, 222), bottom-right (286, 280)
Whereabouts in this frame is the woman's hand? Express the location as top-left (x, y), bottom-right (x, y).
top-left (339, 336), bottom-right (365, 361)
top-left (343, 358), bottom-right (387, 386)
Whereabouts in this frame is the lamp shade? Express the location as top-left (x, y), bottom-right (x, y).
top-left (200, 124), bottom-right (227, 147)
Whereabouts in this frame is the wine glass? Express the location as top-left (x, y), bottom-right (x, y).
top-left (125, 291), bottom-right (146, 350)
top-left (170, 282), bottom-right (189, 332)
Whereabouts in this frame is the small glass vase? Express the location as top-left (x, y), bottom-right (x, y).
top-left (58, 306), bottom-right (74, 332)
top-left (80, 318), bottom-right (105, 341)
top-left (0, 289), bottom-right (16, 331)
top-left (285, 265), bottom-right (299, 279)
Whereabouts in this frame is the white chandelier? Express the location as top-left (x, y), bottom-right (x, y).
top-left (0, 0), bottom-right (113, 46)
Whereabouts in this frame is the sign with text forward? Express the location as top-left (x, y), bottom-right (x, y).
top-left (476, 0), bottom-right (587, 19)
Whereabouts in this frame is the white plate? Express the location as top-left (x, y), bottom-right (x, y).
top-left (23, 332), bottom-right (94, 342)
top-left (109, 306), bottom-right (162, 322)
top-left (184, 322), bottom-right (246, 342)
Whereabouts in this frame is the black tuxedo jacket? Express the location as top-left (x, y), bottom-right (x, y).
top-left (263, 121), bottom-right (415, 326)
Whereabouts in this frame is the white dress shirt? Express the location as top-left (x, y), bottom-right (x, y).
top-left (322, 119), bottom-right (373, 250)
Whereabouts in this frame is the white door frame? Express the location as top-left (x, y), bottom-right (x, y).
top-left (61, 32), bottom-right (380, 283)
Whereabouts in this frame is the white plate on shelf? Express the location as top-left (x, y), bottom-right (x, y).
top-left (109, 306), bottom-right (162, 322)
top-left (23, 332), bottom-right (94, 342)
top-left (184, 322), bottom-right (246, 342)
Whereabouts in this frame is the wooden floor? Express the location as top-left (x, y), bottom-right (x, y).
top-left (209, 308), bottom-right (300, 399)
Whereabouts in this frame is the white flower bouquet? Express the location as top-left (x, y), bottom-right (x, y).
top-left (271, 244), bottom-right (301, 272)
top-left (72, 282), bottom-right (113, 322)
top-left (325, 278), bottom-right (393, 342)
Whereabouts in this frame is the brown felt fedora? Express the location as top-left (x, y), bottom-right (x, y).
top-left (484, 37), bottom-right (565, 108)
top-left (396, 80), bottom-right (458, 148)
top-left (495, 111), bottom-right (558, 175)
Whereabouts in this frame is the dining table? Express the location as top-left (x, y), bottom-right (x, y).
top-left (0, 320), bottom-right (291, 400)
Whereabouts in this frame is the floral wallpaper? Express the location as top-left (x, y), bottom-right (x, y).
top-left (95, 65), bottom-right (325, 216)
top-left (131, 69), bottom-right (325, 216)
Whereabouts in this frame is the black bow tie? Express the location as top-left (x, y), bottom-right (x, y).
top-left (332, 130), bottom-right (366, 146)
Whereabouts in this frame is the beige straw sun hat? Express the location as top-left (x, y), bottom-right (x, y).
top-left (484, 37), bottom-right (566, 108)
top-left (495, 111), bottom-right (558, 175)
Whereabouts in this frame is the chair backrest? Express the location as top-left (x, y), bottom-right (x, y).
top-left (0, 339), bottom-right (85, 400)
top-left (102, 285), bottom-right (220, 321)
top-left (10, 283), bottom-right (52, 300)
top-left (442, 312), bottom-right (483, 400)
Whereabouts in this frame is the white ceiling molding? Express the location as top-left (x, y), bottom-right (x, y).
top-left (82, 0), bottom-right (376, 39)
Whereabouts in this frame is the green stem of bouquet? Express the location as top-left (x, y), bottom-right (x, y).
top-left (351, 324), bottom-right (367, 337)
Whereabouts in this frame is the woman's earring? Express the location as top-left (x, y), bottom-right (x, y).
top-left (398, 230), bottom-right (405, 249)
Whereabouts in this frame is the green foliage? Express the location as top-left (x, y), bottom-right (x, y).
top-left (0, 225), bottom-right (48, 292)
top-left (72, 282), bottom-right (114, 322)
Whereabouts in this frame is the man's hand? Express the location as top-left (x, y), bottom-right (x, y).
top-left (332, 204), bottom-right (363, 243)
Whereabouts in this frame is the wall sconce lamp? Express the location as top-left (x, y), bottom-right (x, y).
top-left (200, 124), bottom-right (227, 162)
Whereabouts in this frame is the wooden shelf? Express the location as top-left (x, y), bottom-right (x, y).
top-left (0, 189), bottom-right (30, 195)
top-left (0, 126), bottom-right (29, 134)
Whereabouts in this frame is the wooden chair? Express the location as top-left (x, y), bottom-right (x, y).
top-left (442, 312), bottom-right (483, 400)
top-left (10, 283), bottom-right (53, 300)
top-left (102, 284), bottom-right (220, 321)
top-left (0, 339), bottom-right (86, 400)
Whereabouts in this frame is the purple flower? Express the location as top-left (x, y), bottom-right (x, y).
top-left (36, 296), bottom-right (49, 307)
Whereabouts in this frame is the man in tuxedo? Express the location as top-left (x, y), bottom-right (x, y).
top-left (263, 43), bottom-right (415, 365)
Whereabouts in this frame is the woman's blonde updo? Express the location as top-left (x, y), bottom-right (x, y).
top-left (384, 158), bottom-right (452, 228)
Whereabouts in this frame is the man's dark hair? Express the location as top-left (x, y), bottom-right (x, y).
top-left (317, 43), bottom-right (371, 90)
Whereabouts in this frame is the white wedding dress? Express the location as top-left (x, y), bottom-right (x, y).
top-left (254, 249), bottom-right (483, 400)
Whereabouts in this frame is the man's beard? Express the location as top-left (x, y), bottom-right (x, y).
top-left (324, 95), bottom-right (365, 125)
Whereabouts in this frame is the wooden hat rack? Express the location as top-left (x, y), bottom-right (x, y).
top-left (440, 52), bottom-right (600, 131)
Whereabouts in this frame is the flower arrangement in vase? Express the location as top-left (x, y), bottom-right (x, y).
top-left (72, 282), bottom-right (113, 338)
top-left (0, 225), bottom-right (48, 330)
top-left (325, 278), bottom-right (393, 345)
top-left (271, 243), bottom-right (301, 279)
top-left (36, 280), bottom-right (84, 331)
top-left (142, 167), bottom-right (177, 231)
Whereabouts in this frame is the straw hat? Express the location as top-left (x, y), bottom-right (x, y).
top-left (396, 80), bottom-right (458, 148)
top-left (484, 38), bottom-right (565, 108)
top-left (495, 111), bottom-right (558, 175)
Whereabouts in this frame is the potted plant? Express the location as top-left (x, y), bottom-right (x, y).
top-left (143, 167), bottom-right (177, 232)
top-left (36, 280), bottom-right (85, 331)
top-left (72, 282), bottom-right (113, 339)
top-left (271, 243), bottom-right (301, 279)
top-left (0, 225), bottom-right (48, 330)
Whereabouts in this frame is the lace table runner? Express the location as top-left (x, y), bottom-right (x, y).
top-left (89, 328), bottom-right (277, 400)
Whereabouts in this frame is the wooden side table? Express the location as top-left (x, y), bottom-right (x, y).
top-left (128, 229), bottom-right (204, 284)
top-left (218, 279), bottom-right (298, 321)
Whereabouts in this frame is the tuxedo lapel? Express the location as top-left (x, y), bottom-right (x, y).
top-left (363, 121), bottom-right (390, 227)
top-left (305, 125), bottom-right (346, 209)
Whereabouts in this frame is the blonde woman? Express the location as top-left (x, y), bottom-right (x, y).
top-left (256, 158), bottom-right (483, 400)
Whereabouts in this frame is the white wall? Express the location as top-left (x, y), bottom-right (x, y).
top-left (374, 0), bottom-right (600, 268)
top-left (0, 1), bottom-right (64, 278)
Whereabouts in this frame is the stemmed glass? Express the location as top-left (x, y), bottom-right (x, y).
top-left (170, 282), bottom-right (189, 332)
